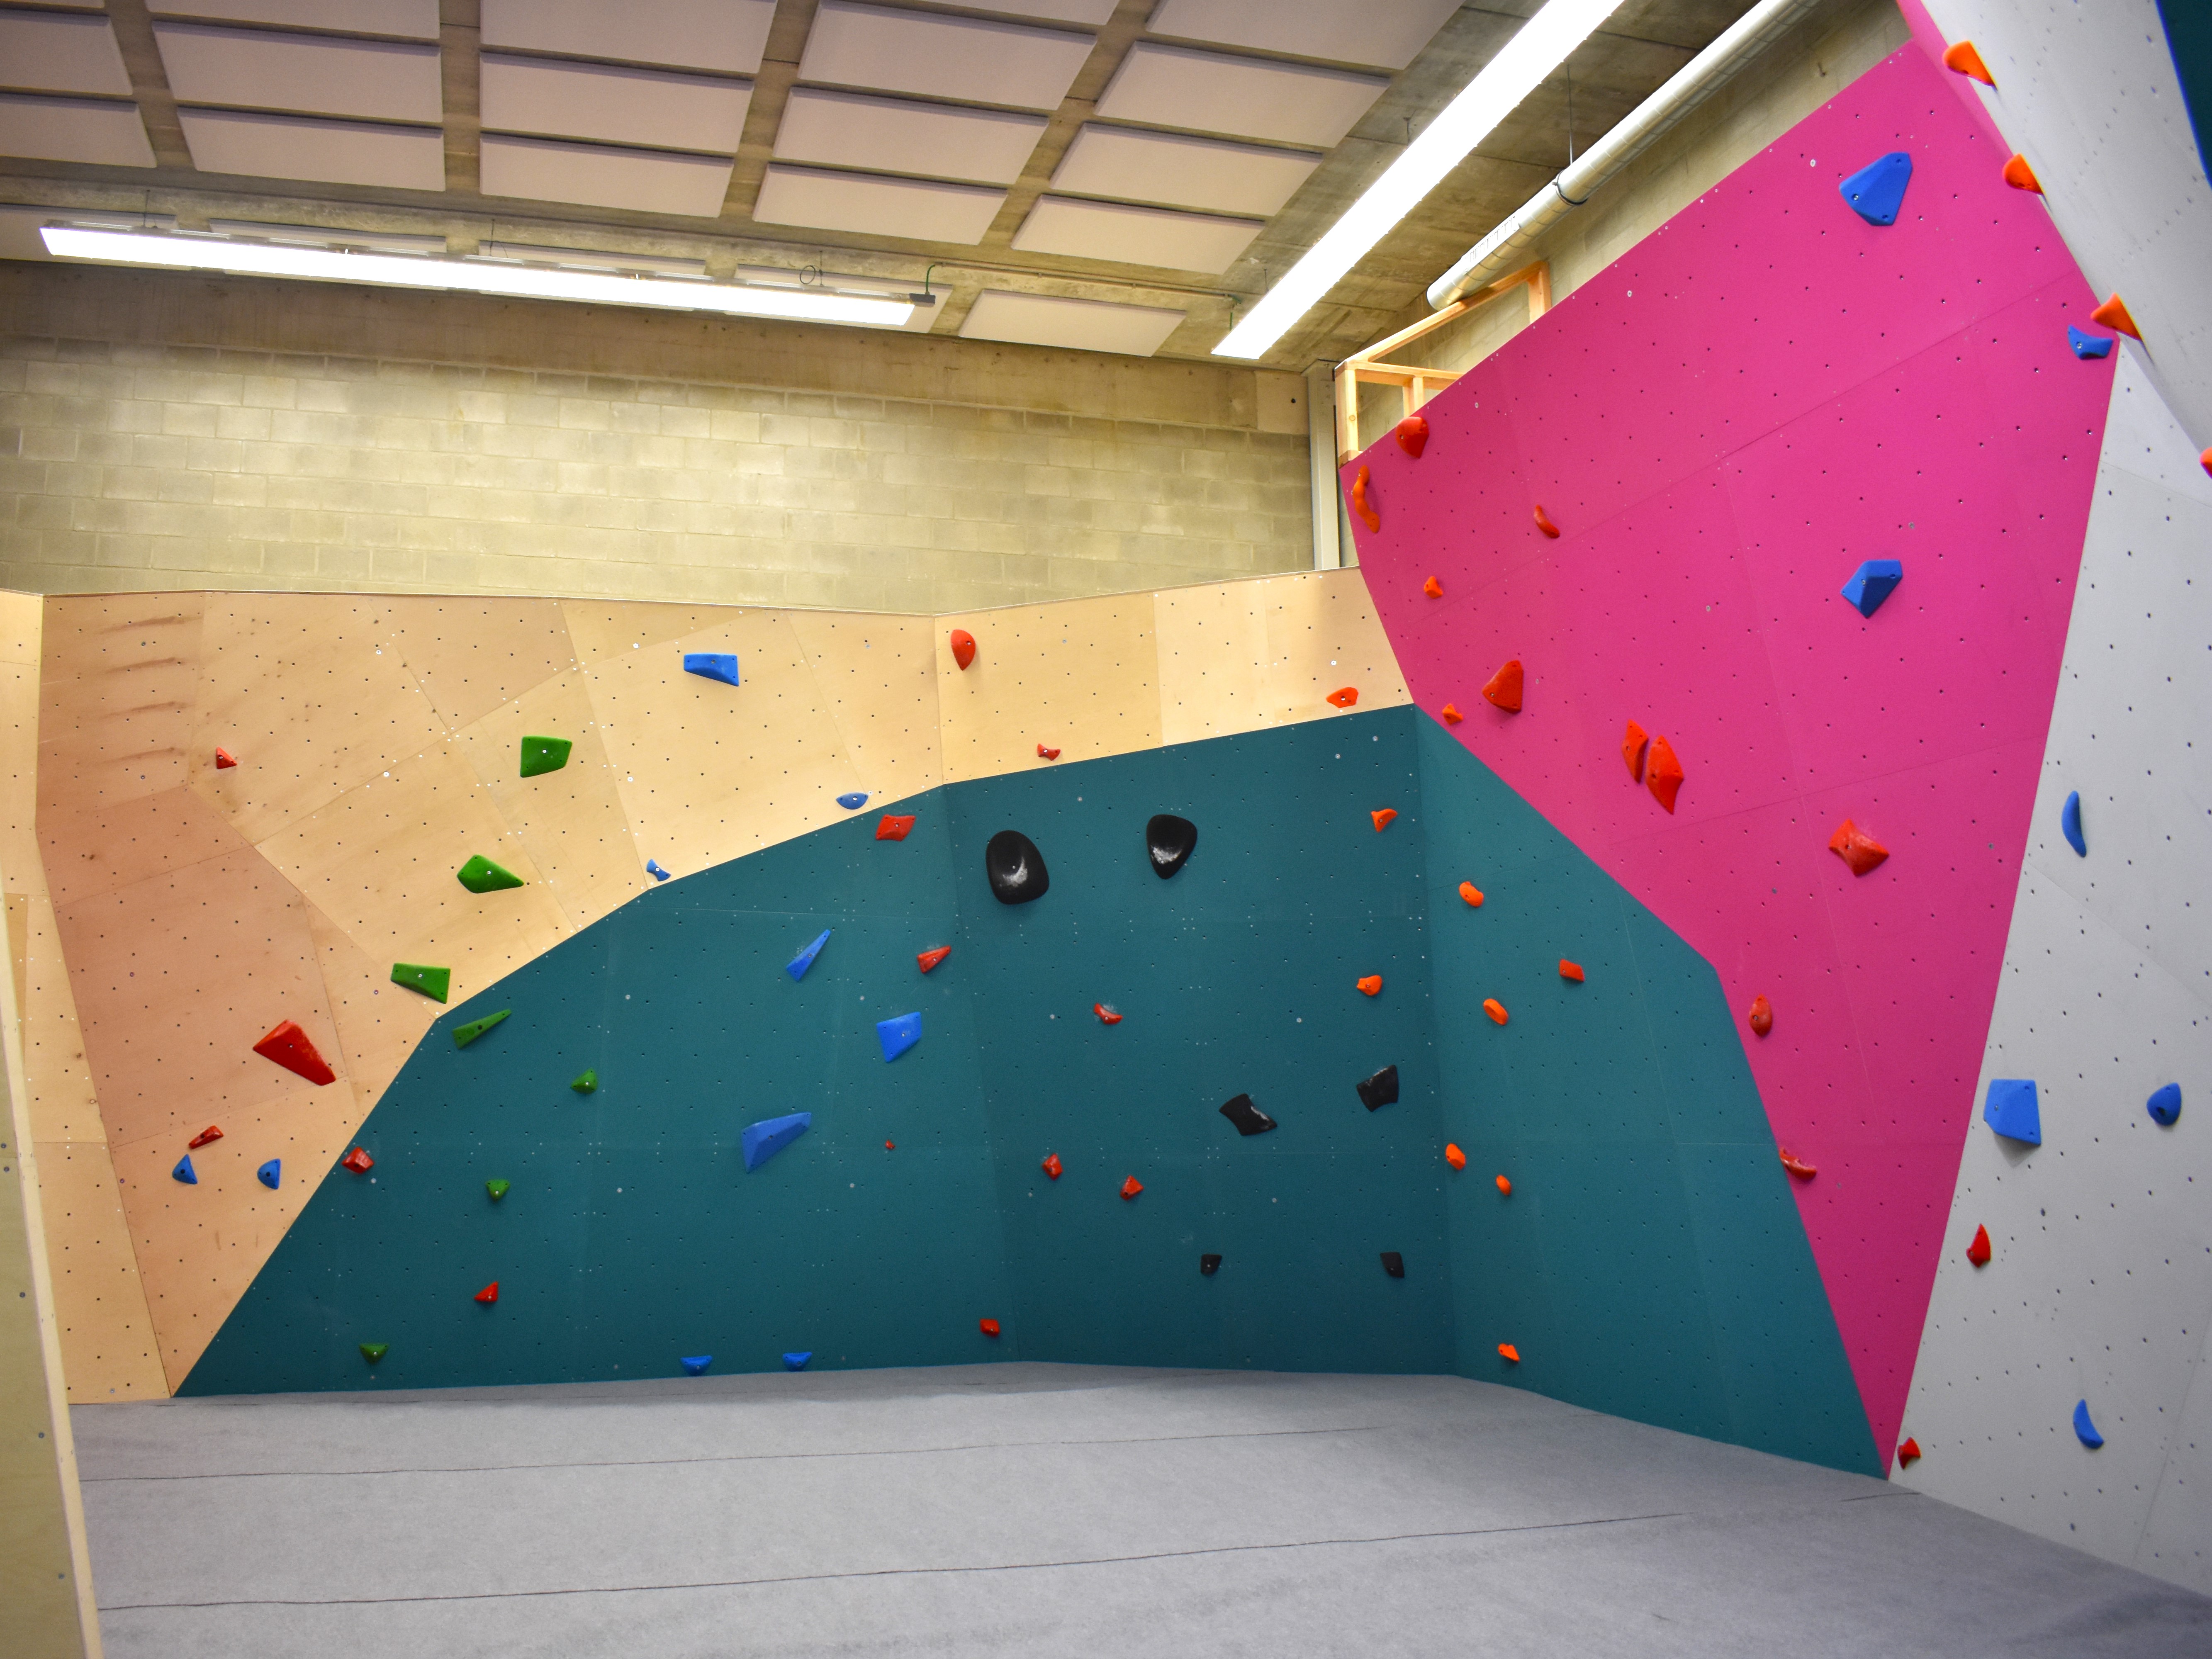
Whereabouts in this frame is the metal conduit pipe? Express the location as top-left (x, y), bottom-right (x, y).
top-left (1426, 0), bottom-right (1826, 310)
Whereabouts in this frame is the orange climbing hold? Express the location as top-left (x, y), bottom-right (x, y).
top-left (214, 747), bottom-right (238, 769)
top-left (253, 1020), bottom-right (336, 1087)
top-left (1747, 994), bottom-right (1774, 1037)
top-left (949, 628), bottom-right (976, 669)
top-left (917, 946), bottom-right (951, 974)
top-left (1444, 1143), bottom-right (1467, 1170)
top-left (1119, 1175), bottom-right (1144, 1200)
top-left (979, 1317), bottom-right (1001, 1338)
top-left (1559, 960), bottom-right (1584, 983)
top-left (2201, 447), bottom-right (2211, 479)
top-left (188, 1125), bottom-right (224, 1149)
top-left (1645, 735), bottom-right (1684, 813)
top-left (1495, 1174), bottom-right (1512, 1196)
top-left (1829, 818), bottom-right (1890, 876)
top-left (1036, 744), bottom-right (1061, 760)
top-left (876, 814), bottom-right (916, 841)
top-left (475, 1282), bottom-right (499, 1304)
top-left (1394, 415), bottom-right (1429, 458)
top-left (1898, 1437), bottom-right (1922, 1466)
top-left (1481, 659), bottom-right (1524, 713)
top-left (2090, 293), bottom-right (2141, 340)
top-left (1942, 39), bottom-right (1993, 85)
top-left (340, 1146), bottom-right (373, 1174)
top-left (1371, 808), bottom-right (1398, 832)
top-left (1532, 505), bottom-right (1560, 538)
top-left (1779, 1150), bottom-right (1817, 1179)
top-left (2000, 152), bottom-right (2042, 193)
top-left (1967, 1224), bottom-right (1992, 1267)
top-left (1326, 686), bottom-right (1360, 709)
top-left (1622, 720), bottom-right (1648, 782)
top-left (1042, 1153), bottom-right (1063, 1180)
top-left (1498, 1344), bottom-right (1521, 1364)
top-left (1458, 881), bottom-right (1484, 907)
top-left (1423, 575), bottom-right (1443, 598)
top-left (1441, 703), bottom-right (1463, 725)
top-left (1350, 465), bottom-right (1380, 532)
top-left (1093, 1003), bottom-right (1122, 1024)
top-left (1483, 998), bottom-right (1508, 1025)
top-left (1357, 975), bottom-right (1383, 997)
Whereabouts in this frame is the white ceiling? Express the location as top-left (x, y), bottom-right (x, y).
top-left (1012, 194), bottom-right (1261, 273)
top-left (479, 0), bottom-right (775, 76)
top-left (153, 23), bottom-right (444, 123)
top-left (774, 88), bottom-right (1046, 187)
top-left (0, 10), bottom-right (132, 95)
top-left (149, 0), bottom-right (441, 41)
top-left (798, 2), bottom-right (1095, 112)
top-left (1051, 125), bottom-right (1319, 218)
top-left (1146, 0), bottom-right (1463, 72)
top-left (178, 108), bottom-right (443, 189)
top-left (1096, 43), bottom-right (1389, 148)
top-left (479, 54), bottom-right (752, 156)
top-left (481, 134), bottom-right (734, 218)
top-left (959, 289), bottom-right (1184, 355)
top-left (0, 93), bottom-right (153, 168)
top-left (754, 162), bottom-right (1006, 244)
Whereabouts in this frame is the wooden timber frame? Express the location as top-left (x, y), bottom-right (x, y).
top-left (1334, 261), bottom-right (1551, 462)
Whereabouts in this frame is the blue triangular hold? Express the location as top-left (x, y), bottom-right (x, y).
top-left (2073, 1399), bottom-right (2104, 1448)
top-left (172, 1154), bottom-right (197, 1185)
top-left (680, 1355), bottom-right (713, 1376)
top-left (786, 929), bottom-right (830, 982)
top-left (876, 1011), bottom-right (922, 1062)
top-left (256, 1158), bottom-right (281, 1189)
top-left (836, 792), bottom-right (868, 810)
top-left (1983, 1078), bottom-right (2041, 1144)
top-left (783, 1351), bottom-right (812, 1371)
top-left (1840, 558), bottom-right (1903, 618)
top-left (2067, 326), bottom-right (2114, 360)
top-left (646, 859), bottom-right (671, 883)
top-left (741, 1111), bottom-right (812, 1172)
top-left (1839, 151), bottom-right (1912, 225)
top-left (2147, 1083), bottom-right (2182, 1126)
top-left (682, 652), bottom-right (740, 687)
top-left (2060, 790), bottom-right (2085, 856)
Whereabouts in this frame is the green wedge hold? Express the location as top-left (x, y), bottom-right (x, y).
top-left (390, 962), bottom-right (451, 1002)
top-left (457, 855), bottom-right (524, 893)
top-left (519, 735), bottom-right (572, 778)
top-left (453, 1009), bottom-right (511, 1048)
top-left (571, 1069), bottom-right (598, 1094)
top-left (485, 1178), bottom-right (510, 1201)
top-left (359, 1342), bottom-right (388, 1364)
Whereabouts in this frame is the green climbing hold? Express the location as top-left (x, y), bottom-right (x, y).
top-left (359, 1343), bottom-right (388, 1364)
top-left (520, 735), bottom-right (572, 778)
top-left (453, 1008), bottom-right (511, 1048)
top-left (390, 962), bottom-right (451, 1002)
top-left (486, 1178), bottom-right (510, 1201)
top-left (571, 1069), bottom-right (598, 1094)
top-left (457, 855), bottom-right (523, 893)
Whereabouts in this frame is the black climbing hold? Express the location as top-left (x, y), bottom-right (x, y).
top-left (1355, 1065), bottom-right (1400, 1111)
top-left (1200, 1254), bottom-right (1222, 1276)
top-left (985, 830), bottom-right (1049, 904)
top-left (1145, 814), bottom-right (1197, 879)
top-left (1380, 1251), bottom-right (1406, 1278)
top-left (1218, 1093), bottom-right (1276, 1136)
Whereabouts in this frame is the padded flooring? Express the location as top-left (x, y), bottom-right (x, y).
top-left (74, 1365), bottom-right (2212, 1657)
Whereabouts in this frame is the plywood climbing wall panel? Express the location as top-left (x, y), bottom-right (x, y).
top-left (558, 600), bottom-right (754, 665)
top-left (788, 610), bottom-right (946, 805)
top-left (40, 594), bottom-right (203, 814)
top-left (30, 1138), bottom-right (166, 1401)
top-left (302, 906), bottom-right (439, 1123)
top-left (937, 594), bottom-right (1162, 783)
top-left (376, 596), bottom-right (577, 733)
top-left (17, 895), bottom-right (102, 1146)
top-left (1155, 569), bottom-right (1408, 746)
top-left (38, 784), bottom-right (257, 912)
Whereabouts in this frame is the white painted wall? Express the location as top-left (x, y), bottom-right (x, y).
top-left (1901, 350), bottom-right (2212, 1595)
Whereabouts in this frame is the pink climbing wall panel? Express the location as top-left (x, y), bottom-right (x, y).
top-left (1349, 44), bottom-right (2107, 1461)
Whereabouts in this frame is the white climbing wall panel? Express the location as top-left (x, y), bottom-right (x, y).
top-left (1900, 352), bottom-right (2212, 1594)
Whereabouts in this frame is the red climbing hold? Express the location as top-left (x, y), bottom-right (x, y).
top-left (1622, 720), bottom-right (1648, 783)
top-left (1498, 1343), bottom-right (1521, 1364)
top-left (1645, 735), bottom-right (1684, 813)
top-left (1495, 1174), bottom-right (1512, 1196)
top-left (475, 1282), bottom-right (499, 1304)
top-left (1559, 960), bottom-right (1584, 983)
top-left (2090, 293), bottom-right (2141, 340)
top-left (1042, 1153), bottom-right (1062, 1180)
top-left (214, 747), bottom-right (238, 769)
top-left (1483, 998), bottom-right (1508, 1024)
top-left (1093, 1003), bottom-right (1122, 1024)
top-left (876, 815), bottom-right (916, 841)
top-left (1829, 818), bottom-right (1890, 876)
top-left (253, 1020), bottom-right (336, 1086)
top-left (1458, 881), bottom-right (1483, 907)
top-left (1747, 994), bottom-right (1774, 1037)
top-left (1423, 575), bottom-right (1443, 598)
top-left (1967, 1224), bottom-right (1992, 1267)
top-left (188, 1125), bottom-right (224, 1149)
top-left (1326, 686), bottom-right (1359, 709)
top-left (1532, 505), bottom-right (1560, 538)
top-left (340, 1146), bottom-right (373, 1174)
top-left (1942, 39), bottom-right (1993, 85)
top-left (1037, 744), bottom-right (1061, 760)
top-left (949, 629), bottom-right (976, 669)
top-left (1350, 465), bottom-right (1380, 532)
top-left (1444, 1143), bottom-right (1467, 1170)
top-left (1779, 1150), bottom-right (1817, 1179)
top-left (1441, 703), bottom-right (1463, 725)
top-left (1394, 416), bottom-right (1429, 459)
top-left (2001, 153), bottom-right (2042, 193)
top-left (1371, 808), bottom-right (1398, 832)
top-left (1481, 659), bottom-right (1523, 713)
top-left (886, 1141), bottom-right (895, 1150)
top-left (917, 946), bottom-right (951, 974)
top-left (979, 1317), bottom-right (1001, 1338)
top-left (2200, 447), bottom-right (2211, 479)
top-left (1897, 1437), bottom-right (1922, 1466)
top-left (1119, 1175), bottom-right (1144, 1200)
top-left (1357, 975), bottom-right (1383, 997)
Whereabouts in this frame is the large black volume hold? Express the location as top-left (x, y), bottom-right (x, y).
top-left (1355, 1065), bottom-right (1399, 1111)
top-left (984, 830), bottom-right (1049, 904)
top-left (1219, 1093), bottom-right (1276, 1136)
top-left (1145, 814), bottom-right (1197, 879)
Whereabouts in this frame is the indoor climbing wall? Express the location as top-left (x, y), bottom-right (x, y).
top-left (1347, 43), bottom-right (2109, 1470)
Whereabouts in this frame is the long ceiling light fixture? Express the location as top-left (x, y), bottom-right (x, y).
top-left (1212, 0), bottom-right (1623, 361)
top-left (39, 225), bottom-right (927, 329)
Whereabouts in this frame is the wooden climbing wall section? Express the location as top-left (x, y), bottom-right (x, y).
top-left (24, 568), bottom-right (1406, 1396)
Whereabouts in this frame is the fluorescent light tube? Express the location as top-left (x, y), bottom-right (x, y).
top-left (40, 226), bottom-right (917, 328)
top-left (1212, 0), bottom-right (1623, 360)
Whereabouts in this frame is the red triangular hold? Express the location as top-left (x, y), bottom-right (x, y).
top-left (876, 814), bottom-right (916, 841)
top-left (188, 1124), bottom-right (224, 1149)
top-left (475, 1282), bottom-right (499, 1304)
top-left (252, 1019), bottom-right (336, 1086)
top-left (1481, 659), bottom-right (1523, 713)
top-left (1422, 576), bottom-right (1443, 598)
top-left (340, 1146), bottom-right (373, 1174)
top-left (1040, 1153), bottom-right (1062, 1180)
top-left (214, 747), bottom-right (238, 769)
top-left (917, 946), bottom-right (951, 974)
top-left (1967, 1224), bottom-right (1992, 1266)
top-left (1897, 1436), bottom-right (1922, 1465)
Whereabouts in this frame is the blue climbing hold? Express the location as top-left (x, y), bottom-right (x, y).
top-left (2067, 326), bottom-right (2114, 360)
top-left (836, 792), bottom-right (868, 810)
top-left (876, 1011), bottom-right (922, 1062)
top-left (2147, 1083), bottom-right (2182, 1126)
top-left (1983, 1078), bottom-right (2041, 1145)
top-left (1840, 558), bottom-right (1903, 618)
top-left (680, 1355), bottom-right (713, 1376)
top-left (786, 928), bottom-right (830, 982)
top-left (646, 859), bottom-right (671, 882)
top-left (741, 1111), bottom-right (812, 1172)
top-left (1839, 151), bottom-right (1912, 225)
top-left (256, 1158), bottom-right (281, 1189)
top-left (172, 1154), bottom-right (197, 1185)
top-left (2073, 1399), bottom-right (2104, 1448)
top-left (2060, 791), bottom-right (2085, 856)
top-left (783, 1352), bottom-right (812, 1371)
top-left (683, 652), bottom-right (740, 686)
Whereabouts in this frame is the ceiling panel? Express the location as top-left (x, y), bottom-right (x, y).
top-left (773, 88), bottom-right (1046, 187)
top-left (1012, 195), bottom-right (1261, 273)
top-left (480, 55), bottom-right (749, 155)
top-left (0, 11), bottom-right (132, 95)
top-left (479, 0), bottom-right (774, 76)
top-left (480, 134), bottom-right (735, 217)
top-left (959, 289), bottom-right (1183, 356)
top-left (0, 93), bottom-right (155, 166)
top-left (1145, 0), bottom-right (1461, 71)
top-left (177, 108), bottom-right (442, 188)
top-left (754, 162), bottom-right (1005, 246)
top-left (1095, 42), bottom-right (1387, 147)
top-left (959, 0), bottom-right (1117, 19)
top-left (1052, 124), bottom-right (1319, 217)
top-left (798, 2), bottom-right (1095, 113)
top-left (153, 24), bottom-right (443, 122)
top-left (146, 0), bottom-right (440, 40)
